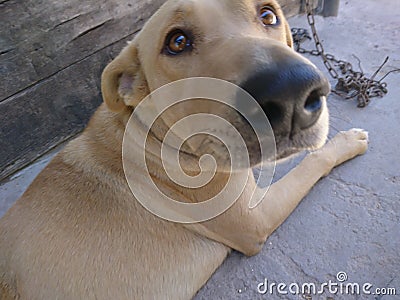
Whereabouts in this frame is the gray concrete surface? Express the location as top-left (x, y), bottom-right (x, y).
top-left (0, 0), bottom-right (399, 299)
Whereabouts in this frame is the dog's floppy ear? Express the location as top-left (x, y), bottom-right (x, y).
top-left (284, 19), bottom-right (294, 49)
top-left (101, 42), bottom-right (149, 112)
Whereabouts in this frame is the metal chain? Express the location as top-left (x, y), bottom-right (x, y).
top-left (292, 0), bottom-right (396, 108)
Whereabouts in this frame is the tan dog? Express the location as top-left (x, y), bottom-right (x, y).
top-left (0, 0), bottom-right (368, 299)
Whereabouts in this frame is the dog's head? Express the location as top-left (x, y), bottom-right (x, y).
top-left (101, 0), bottom-right (330, 167)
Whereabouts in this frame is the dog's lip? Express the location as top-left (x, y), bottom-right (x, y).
top-left (150, 128), bottom-right (202, 159)
top-left (275, 147), bottom-right (302, 161)
top-left (274, 134), bottom-right (317, 160)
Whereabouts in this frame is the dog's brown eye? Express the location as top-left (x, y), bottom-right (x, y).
top-left (165, 31), bottom-right (192, 55)
top-left (260, 7), bottom-right (278, 26)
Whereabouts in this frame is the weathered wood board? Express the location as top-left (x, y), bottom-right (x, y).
top-left (0, 0), bottom-right (168, 180)
top-left (0, 0), bottom-right (315, 180)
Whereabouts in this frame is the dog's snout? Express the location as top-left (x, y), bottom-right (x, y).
top-left (241, 60), bottom-right (330, 137)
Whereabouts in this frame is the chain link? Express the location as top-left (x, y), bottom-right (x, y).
top-left (292, 0), bottom-right (395, 108)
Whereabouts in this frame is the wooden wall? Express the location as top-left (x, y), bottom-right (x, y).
top-left (0, 0), bottom-right (312, 180)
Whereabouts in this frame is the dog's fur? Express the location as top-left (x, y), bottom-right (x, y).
top-left (0, 0), bottom-right (368, 299)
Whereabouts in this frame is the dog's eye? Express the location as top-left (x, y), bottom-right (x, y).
top-left (165, 30), bottom-right (192, 55)
top-left (260, 6), bottom-right (278, 26)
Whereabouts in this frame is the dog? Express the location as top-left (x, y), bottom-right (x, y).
top-left (0, 0), bottom-right (368, 299)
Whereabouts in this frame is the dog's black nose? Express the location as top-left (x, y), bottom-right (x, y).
top-left (241, 60), bottom-right (330, 137)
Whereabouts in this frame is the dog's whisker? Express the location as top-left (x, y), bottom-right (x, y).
top-left (329, 114), bottom-right (351, 124)
top-left (329, 124), bottom-right (340, 135)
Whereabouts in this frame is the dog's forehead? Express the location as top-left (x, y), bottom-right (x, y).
top-left (173, 0), bottom-right (252, 12)
top-left (138, 0), bottom-right (283, 41)
top-left (151, 0), bottom-right (281, 24)
top-left (170, 0), bottom-right (281, 10)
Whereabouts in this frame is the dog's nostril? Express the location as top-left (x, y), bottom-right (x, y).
top-left (304, 90), bottom-right (323, 113)
top-left (262, 102), bottom-right (284, 127)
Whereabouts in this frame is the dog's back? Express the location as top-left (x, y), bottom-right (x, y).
top-left (0, 105), bottom-right (228, 299)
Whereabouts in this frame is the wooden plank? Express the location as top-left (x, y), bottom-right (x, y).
top-left (0, 36), bottom-right (133, 180)
top-left (0, 0), bottom-right (167, 180)
top-left (0, 0), bottom-right (167, 102)
top-left (0, 0), bottom-right (313, 181)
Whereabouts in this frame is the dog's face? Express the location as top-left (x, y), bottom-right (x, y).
top-left (102, 0), bottom-right (330, 167)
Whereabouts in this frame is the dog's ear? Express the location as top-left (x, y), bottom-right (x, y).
top-left (284, 19), bottom-right (294, 49)
top-left (101, 42), bottom-right (149, 112)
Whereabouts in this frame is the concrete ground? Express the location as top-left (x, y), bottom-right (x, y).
top-left (1, 0), bottom-right (399, 299)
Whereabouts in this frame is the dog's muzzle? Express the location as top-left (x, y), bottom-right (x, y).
top-left (241, 55), bottom-right (330, 138)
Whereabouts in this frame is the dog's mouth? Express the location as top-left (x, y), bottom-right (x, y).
top-left (138, 79), bottom-right (329, 170)
top-left (246, 135), bottom-right (320, 166)
top-left (272, 106), bottom-right (330, 162)
top-left (145, 115), bottom-right (327, 171)
top-left (274, 138), bottom-right (314, 161)
top-left (154, 109), bottom-right (328, 169)
top-left (233, 100), bottom-right (329, 166)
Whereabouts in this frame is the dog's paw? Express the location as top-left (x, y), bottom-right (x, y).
top-left (325, 128), bottom-right (369, 167)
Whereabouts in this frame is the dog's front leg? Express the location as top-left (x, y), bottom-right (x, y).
top-left (245, 129), bottom-right (368, 251)
top-left (188, 129), bottom-right (368, 256)
top-left (246, 128), bottom-right (369, 254)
